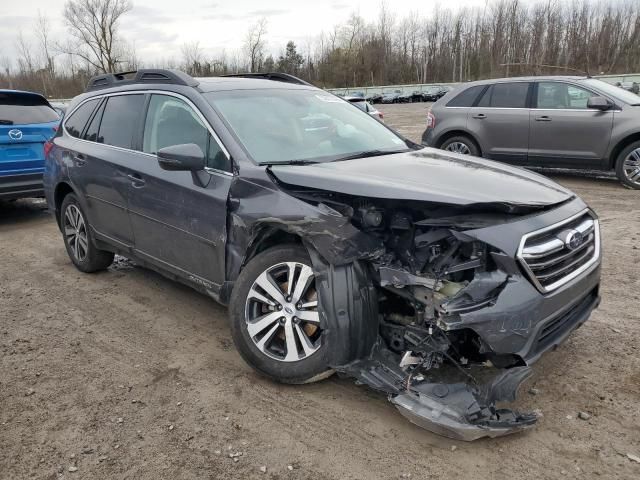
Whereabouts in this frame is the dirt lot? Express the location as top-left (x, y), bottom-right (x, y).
top-left (1, 102), bottom-right (639, 480)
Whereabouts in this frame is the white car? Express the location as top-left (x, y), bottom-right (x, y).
top-left (345, 96), bottom-right (384, 121)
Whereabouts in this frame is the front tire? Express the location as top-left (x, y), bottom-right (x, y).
top-left (60, 193), bottom-right (114, 273)
top-left (229, 245), bottom-right (332, 384)
top-left (441, 135), bottom-right (480, 156)
top-left (615, 141), bottom-right (640, 190)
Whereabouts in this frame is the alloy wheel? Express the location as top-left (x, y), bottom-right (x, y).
top-left (622, 147), bottom-right (640, 186)
top-left (63, 204), bottom-right (89, 262)
top-left (244, 261), bottom-right (321, 362)
top-left (445, 142), bottom-right (471, 155)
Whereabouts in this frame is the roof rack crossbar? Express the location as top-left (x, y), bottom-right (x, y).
top-left (85, 69), bottom-right (199, 92)
top-left (220, 72), bottom-right (312, 86)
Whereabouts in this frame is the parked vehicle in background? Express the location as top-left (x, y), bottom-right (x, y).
top-left (409, 91), bottom-right (424, 102)
top-left (345, 96), bottom-right (384, 120)
top-left (45, 69), bottom-right (601, 441)
top-left (381, 91), bottom-right (401, 103)
top-left (422, 76), bottom-right (640, 189)
top-left (422, 86), bottom-right (447, 102)
top-left (616, 81), bottom-right (639, 95)
top-left (397, 92), bottom-right (413, 103)
top-left (0, 90), bottom-right (60, 200)
top-left (366, 92), bottom-right (383, 104)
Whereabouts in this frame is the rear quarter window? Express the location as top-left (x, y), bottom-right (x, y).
top-left (65, 99), bottom-right (100, 138)
top-left (446, 85), bottom-right (486, 107)
top-left (0, 92), bottom-right (60, 125)
top-left (477, 82), bottom-right (530, 108)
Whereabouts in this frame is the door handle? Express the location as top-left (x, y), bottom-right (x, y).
top-left (472, 113), bottom-right (486, 119)
top-left (535, 115), bottom-right (552, 122)
top-left (72, 153), bottom-right (86, 166)
top-left (127, 173), bottom-right (145, 187)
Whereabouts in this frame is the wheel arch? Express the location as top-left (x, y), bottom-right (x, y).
top-left (608, 132), bottom-right (640, 169)
top-left (53, 182), bottom-right (76, 229)
top-left (236, 227), bottom-right (304, 276)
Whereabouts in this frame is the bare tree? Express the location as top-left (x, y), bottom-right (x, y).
top-left (62, 0), bottom-right (133, 72)
top-left (181, 41), bottom-right (204, 75)
top-left (15, 31), bottom-right (36, 75)
top-left (244, 18), bottom-right (268, 72)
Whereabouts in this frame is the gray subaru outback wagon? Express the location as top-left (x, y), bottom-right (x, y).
top-left (422, 76), bottom-right (640, 189)
top-left (45, 69), bottom-right (601, 440)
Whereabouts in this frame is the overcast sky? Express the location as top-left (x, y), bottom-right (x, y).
top-left (0, 0), bottom-right (490, 66)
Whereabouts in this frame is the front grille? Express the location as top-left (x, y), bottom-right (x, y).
top-left (517, 210), bottom-right (600, 293)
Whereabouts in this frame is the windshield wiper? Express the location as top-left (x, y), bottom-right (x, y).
top-left (0, 120), bottom-right (14, 125)
top-left (265, 159), bottom-right (319, 166)
top-left (330, 149), bottom-right (408, 162)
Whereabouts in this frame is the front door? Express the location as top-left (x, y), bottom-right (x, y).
top-left (527, 81), bottom-right (614, 167)
top-left (466, 81), bottom-right (532, 164)
top-left (126, 93), bottom-right (233, 288)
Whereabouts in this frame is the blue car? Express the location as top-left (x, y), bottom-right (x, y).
top-left (0, 90), bottom-right (60, 200)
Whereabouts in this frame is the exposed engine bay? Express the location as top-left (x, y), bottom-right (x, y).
top-left (270, 186), bottom-right (598, 441)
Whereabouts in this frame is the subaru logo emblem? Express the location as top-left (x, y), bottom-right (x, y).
top-left (563, 230), bottom-right (584, 250)
top-left (8, 129), bottom-right (23, 140)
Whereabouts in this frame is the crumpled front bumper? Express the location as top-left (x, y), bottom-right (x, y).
top-left (392, 367), bottom-right (537, 441)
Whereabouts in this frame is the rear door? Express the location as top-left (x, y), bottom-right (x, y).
top-left (125, 93), bottom-right (233, 288)
top-left (527, 81), bottom-right (614, 167)
top-left (66, 94), bottom-right (144, 248)
top-left (466, 82), bottom-right (532, 164)
top-left (0, 92), bottom-right (59, 177)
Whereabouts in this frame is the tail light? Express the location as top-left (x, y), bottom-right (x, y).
top-left (44, 140), bottom-right (54, 158)
top-left (426, 111), bottom-right (436, 129)
top-left (378, 111), bottom-right (384, 120)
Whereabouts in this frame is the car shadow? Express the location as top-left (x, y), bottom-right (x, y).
top-left (0, 198), bottom-right (51, 228)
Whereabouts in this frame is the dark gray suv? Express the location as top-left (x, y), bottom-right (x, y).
top-left (44, 70), bottom-right (601, 440)
top-left (422, 76), bottom-right (640, 189)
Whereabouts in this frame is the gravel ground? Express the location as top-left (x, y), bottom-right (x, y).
top-left (1, 102), bottom-right (639, 480)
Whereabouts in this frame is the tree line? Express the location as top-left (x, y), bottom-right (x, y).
top-left (1, 0), bottom-right (639, 99)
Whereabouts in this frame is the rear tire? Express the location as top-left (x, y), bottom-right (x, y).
top-left (615, 141), bottom-right (640, 190)
top-left (440, 135), bottom-right (480, 157)
top-left (229, 245), bottom-right (332, 384)
top-left (60, 193), bottom-right (114, 273)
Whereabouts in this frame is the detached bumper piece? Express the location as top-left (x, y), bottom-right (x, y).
top-left (337, 346), bottom-right (537, 441)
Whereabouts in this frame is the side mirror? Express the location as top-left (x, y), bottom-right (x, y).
top-left (157, 143), bottom-right (205, 171)
top-left (587, 96), bottom-right (612, 111)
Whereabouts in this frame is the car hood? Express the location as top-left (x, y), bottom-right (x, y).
top-left (269, 148), bottom-right (574, 208)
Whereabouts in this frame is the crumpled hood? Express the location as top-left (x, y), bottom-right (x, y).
top-left (270, 148), bottom-right (574, 208)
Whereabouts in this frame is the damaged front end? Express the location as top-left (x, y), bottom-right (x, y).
top-left (325, 198), bottom-right (541, 440)
top-left (263, 181), bottom-right (599, 441)
top-left (227, 159), bottom-right (599, 441)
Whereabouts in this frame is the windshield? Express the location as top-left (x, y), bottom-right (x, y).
top-left (205, 89), bottom-right (408, 164)
top-left (582, 79), bottom-right (640, 104)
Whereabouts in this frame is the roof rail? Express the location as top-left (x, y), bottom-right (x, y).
top-left (220, 72), bottom-right (312, 86)
top-left (85, 69), bottom-right (199, 92)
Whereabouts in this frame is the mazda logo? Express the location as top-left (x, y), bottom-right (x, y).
top-left (8, 129), bottom-right (23, 140)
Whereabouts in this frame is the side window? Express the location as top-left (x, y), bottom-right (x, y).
top-left (536, 82), bottom-right (596, 109)
top-left (83, 101), bottom-right (105, 143)
top-left (477, 82), bottom-right (529, 108)
top-left (64, 99), bottom-right (99, 138)
top-left (98, 94), bottom-right (145, 149)
top-left (143, 94), bottom-right (230, 172)
top-left (447, 85), bottom-right (486, 107)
